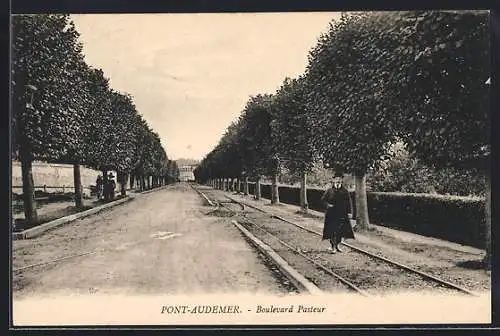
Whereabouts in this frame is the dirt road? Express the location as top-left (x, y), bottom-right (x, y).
top-left (12, 183), bottom-right (289, 299)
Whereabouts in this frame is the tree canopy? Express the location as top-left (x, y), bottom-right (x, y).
top-left (12, 14), bottom-right (171, 179)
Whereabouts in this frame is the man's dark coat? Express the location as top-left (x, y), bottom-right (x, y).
top-left (321, 185), bottom-right (355, 240)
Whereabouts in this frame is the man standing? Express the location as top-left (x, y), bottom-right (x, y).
top-left (321, 172), bottom-right (355, 253)
top-left (107, 173), bottom-right (116, 201)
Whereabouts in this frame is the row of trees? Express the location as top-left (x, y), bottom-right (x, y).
top-left (12, 14), bottom-right (178, 224)
top-left (194, 11), bottom-right (490, 263)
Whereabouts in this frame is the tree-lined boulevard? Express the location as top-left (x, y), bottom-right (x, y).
top-left (12, 14), bottom-right (179, 226)
top-left (193, 11), bottom-right (491, 265)
top-left (10, 12), bottom-right (492, 325)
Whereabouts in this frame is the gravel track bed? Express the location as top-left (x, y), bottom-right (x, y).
top-left (237, 220), bottom-right (353, 294)
top-left (198, 188), bottom-right (488, 295)
top-left (209, 200), bottom-right (352, 293)
top-left (345, 239), bottom-right (490, 292)
top-left (215, 191), bottom-right (490, 293)
top-left (235, 210), bottom-right (462, 296)
top-left (247, 205), bottom-right (490, 293)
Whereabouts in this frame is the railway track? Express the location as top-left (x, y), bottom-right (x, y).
top-left (194, 185), bottom-right (478, 297)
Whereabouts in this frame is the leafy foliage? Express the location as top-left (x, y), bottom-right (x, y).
top-left (400, 11), bottom-right (490, 170)
top-left (271, 76), bottom-right (317, 174)
top-left (238, 94), bottom-right (278, 177)
top-left (12, 14), bottom-right (87, 162)
top-left (12, 14), bottom-right (170, 177)
top-left (305, 12), bottom-right (404, 175)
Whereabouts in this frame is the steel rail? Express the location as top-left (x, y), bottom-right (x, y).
top-left (221, 192), bottom-right (479, 297)
top-left (194, 186), bottom-right (368, 296)
top-left (239, 218), bottom-right (370, 296)
top-left (13, 250), bottom-right (100, 273)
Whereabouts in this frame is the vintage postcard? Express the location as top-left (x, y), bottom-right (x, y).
top-left (11, 11), bottom-right (491, 327)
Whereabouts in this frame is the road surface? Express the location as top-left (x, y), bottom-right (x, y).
top-left (12, 183), bottom-right (289, 299)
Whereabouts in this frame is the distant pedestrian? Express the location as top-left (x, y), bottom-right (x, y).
top-left (321, 172), bottom-right (355, 253)
top-left (107, 173), bottom-right (116, 201)
top-left (96, 175), bottom-right (103, 201)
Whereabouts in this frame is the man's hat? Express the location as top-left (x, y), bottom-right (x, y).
top-left (333, 171), bottom-right (344, 178)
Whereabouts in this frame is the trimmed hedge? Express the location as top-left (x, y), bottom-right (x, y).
top-left (242, 182), bottom-right (486, 249)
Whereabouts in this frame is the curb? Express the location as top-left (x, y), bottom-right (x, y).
top-left (231, 220), bottom-right (323, 295)
top-left (190, 185), bottom-right (215, 206)
top-left (13, 196), bottom-right (134, 240)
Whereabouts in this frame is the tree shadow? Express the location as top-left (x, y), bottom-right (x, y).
top-left (456, 259), bottom-right (489, 270)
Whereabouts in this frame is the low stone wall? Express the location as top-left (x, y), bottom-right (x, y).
top-left (11, 161), bottom-right (118, 195)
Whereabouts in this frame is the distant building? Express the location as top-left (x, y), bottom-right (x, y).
top-left (179, 164), bottom-right (197, 182)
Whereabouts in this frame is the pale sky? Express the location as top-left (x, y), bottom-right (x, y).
top-left (71, 13), bottom-right (341, 161)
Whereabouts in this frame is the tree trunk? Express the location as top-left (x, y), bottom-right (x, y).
top-left (300, 170), bottom-right (308, 213)
top-left (20, 154), bottom-right (38, 223)
top-left (271, 172), bottom-right (280, 205)
top-left (483, 168), bottom-right (491, 268)
top-left (255, 176), bottom-right (262, 200)
top-left (130, 174), bottom-right (135, 189)
top-left (354, 172), bottom-right (370, 230)
top-left (244, 176), bottom-right (249, 196)
top-left (120, 173), bottom-right (127, 196)
top-left (73, 164), bottom-right (83, 208)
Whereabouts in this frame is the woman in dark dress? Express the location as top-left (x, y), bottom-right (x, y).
top-left (321, 172), bottom-right (355, 253)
